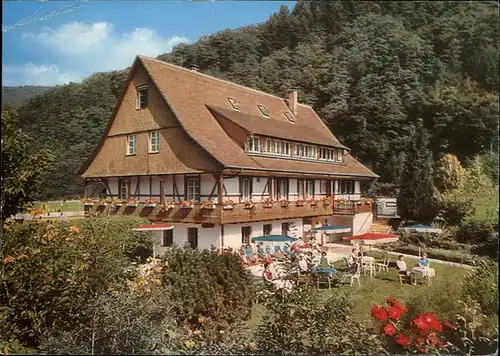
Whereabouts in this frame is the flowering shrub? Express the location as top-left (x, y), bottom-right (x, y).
top-left (371, 297), bottom-right (459, 354)
top-left (81, 197), bottom-right (96, 205)
top-left (162, 201), bottom-right (175, 210)
top-left (126, 197), bottom-right (138, 206)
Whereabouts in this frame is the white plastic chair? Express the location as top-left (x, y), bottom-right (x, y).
top-left (376, 257), bottom-right (390, 273)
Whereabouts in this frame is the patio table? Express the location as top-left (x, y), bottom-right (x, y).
top-left (361, 256), bottom-right (376, 280)
top-left (311, 267), bottom-right (337, 275)
top-left (411, 267), bottom-right (436, 285)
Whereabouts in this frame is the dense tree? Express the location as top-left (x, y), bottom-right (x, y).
top-left (397, 119), bottom-right (438, 222)
top-left (1, 109), bottom-right (55, 221)
top-left (11, 0), bottom-right (499, 199)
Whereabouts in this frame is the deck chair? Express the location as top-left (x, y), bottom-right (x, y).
top-left (340, 263), bottom-right (361, 287)
top-left (315, 272), bottom-right (332, 290)
top-left (376, 257), bottom-right (390, 273)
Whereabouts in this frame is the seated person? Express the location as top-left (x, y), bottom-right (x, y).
top-left (346, 248), bottom-right (359, 266)
top-left (318, 251), bottom-right (330, 268)
top-left (418, 253), bottom-right (429, 267)
top-left (396, 255), bottom-right (410, 276)
top-left (257, 244), bottom-right (264, 258)
top-left (245, 244), bottom-right (256, 263)
top-left (262, 263), bottom-right (273, 282)
top-left (298, 254), bottom-right (309, 273)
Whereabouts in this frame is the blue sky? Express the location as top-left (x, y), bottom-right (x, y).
top-left (2, 1), bottom-right (295, 86)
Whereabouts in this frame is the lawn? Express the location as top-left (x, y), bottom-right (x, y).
top-left (247, 251), bottom-right (469, 330)
top-left (473, 185), bottom-right (499, 221)
top-left (32, 201), bottom-right (84, 212)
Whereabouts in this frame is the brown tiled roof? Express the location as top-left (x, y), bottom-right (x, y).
top-left (86, 55), bottom-right (376, 179)
top-left (206, 105), bottom-right (348, 149)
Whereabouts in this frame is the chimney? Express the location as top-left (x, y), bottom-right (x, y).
top-left (286, 90), bottom-right (298, 115)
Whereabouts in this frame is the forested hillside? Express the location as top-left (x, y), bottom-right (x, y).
top-left (16, 1), bottom-right (499, 200)
top-left (2, 86), bottom-right (53, 107)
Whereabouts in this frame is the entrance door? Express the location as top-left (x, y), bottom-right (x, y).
top-left (187, 228), bottom-right (198, 248)
top-left (281, 222), bottom-right (289, 236)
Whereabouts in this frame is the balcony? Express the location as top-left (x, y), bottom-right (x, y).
top-left (88, 199), bottom-right (373, 224)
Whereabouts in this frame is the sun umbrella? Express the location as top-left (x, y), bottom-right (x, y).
top-left (133, 223), bottom-right (174, 263)
top-left (399, 224), bottom-right (442, 234)
top-left (251, 235), bottom-right (298, 243)
top-left (343, 232), bottom-right (399, 246)
top-left (311, 225), bottom-right (351, 245)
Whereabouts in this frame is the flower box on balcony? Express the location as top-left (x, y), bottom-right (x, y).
top-left (243, 201), bottom-right (254, 209)
top-left (262, 198), bottom-right (273, 208)
top-left (295, 200), bottom-right (305, 207)
top-left (322, 198), bottom-right (330, 206)
top-left (223, 200), bottom-right (234, 210)
top-left (309, 199), bottom-right (318, 207)
top-left (279, 200), bottom-right (289, 208)
top-left (223, 205), bottom-right (234, 210)
top-left (180, 200), bottom-right (194, 209)
top-left (83, 203), bottom-right (95, 207)
top-left (201, 200), bottom-right (214, 210)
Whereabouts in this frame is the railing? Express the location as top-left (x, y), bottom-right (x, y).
top-left (87, 200), bottom-right (373, 223)
top-left (333, 201), bottom-right (373, 215)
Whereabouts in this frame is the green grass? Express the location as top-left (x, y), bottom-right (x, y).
top-left (247, 251), bottom-right (469, 330)
top-left (32, 201), bottom-right (84, 212)
top-left (473, 185), bottom-right (499, 221)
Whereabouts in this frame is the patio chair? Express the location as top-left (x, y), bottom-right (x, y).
top-left (275, 245), bottom-right (282, 253)
top-left (314, 272), bottom-right (332, 290)
top-left (265, 246), bottom-right (272, 254)
top-left (376, 257), bottom-right (390, 273)
top-left (362, 260), bottom-right (376, 277)
top-left (283, 245), bottom-right (290, 254)
top-left (340, 263), bottom-right (361, 287)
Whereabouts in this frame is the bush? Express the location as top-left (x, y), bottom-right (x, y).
top-left (254, 284), bottom-right (387, 355)
top-left (160, 248), bottom-right (255, 332)
top-left (461, 261), bottom-right (498, 317)
top-left (383, 242), bottom-right (487, 266)
top-left (0, 215), bottom-right (151, 348)
top-left (456, 218), bottom-right (498, 245)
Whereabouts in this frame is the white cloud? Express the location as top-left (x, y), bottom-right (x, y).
top-left (3, 63), bottom-right (81, 86)
top-left (9, 21), bottom-right (189, 86)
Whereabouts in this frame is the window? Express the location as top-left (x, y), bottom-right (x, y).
top-left (281, 222), bottom-right (289, 236)
top-left (273, 140), bottom-right (280, 154)
top-left (264, 139), bottom-right (272, 153)
top-left (162, 230), bottom-right (173, 247)
top-left (227, 97), bottom-right (240, 110)
top-left (283, 142), bottom-right (290, 156)
top-left (119, 179), bottom-right (127, 200)
top-left (340, 180), bottom-right (355, 194)
top-left (335, 149), bottom-right (343, 162)
top-left (263, 224), bottom-right (272, 236)
top-left (276, 179), bottom-right (289, 200)
top-left (247, 136), bottom-right (260, 153)
top-left (242, 226), bottom-right (252, 244)
top-left (311, 146), bottom-right (317, 159)
top-left (127, 134), bottom-right (136, 155)
top-left (305, 180), bottom-right (314, 199)
top-left (257, 105), bottom-right (269, 117)
top-left (188, 228), bottom-right (198, 248)
top-left (284, 112), bottom-right (295, 122)
top-left (137, 85), bottom-right (148, 109)
top-left (294, 143), bottom-right (300, 157)
top-left (149, 131), bottom-right (160, 153)
top-left (300, 144), bottom-right (305, 157)
top-left (186, 176), bottom-right (200, 202)
top-left (297, 180), bottom-right (304, 199)
top-left (240, 177), bottom-right (252, 201)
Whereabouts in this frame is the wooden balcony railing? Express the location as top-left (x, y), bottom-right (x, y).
top-left (88, 200), bottom-right (374, 224)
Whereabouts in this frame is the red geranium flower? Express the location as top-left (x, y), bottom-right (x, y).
top-left (395, 332), bottom-right (411, 347)
top-left (429, 318), bottom-right (443, 333)
top-left (383, 323), bottom-right (396, 336)
top-left (386, 297), bottom-right (408, 314)
top-left (371, 305), bottom-right (388, 321)
top-left (46, 275), bottom-right (54, 282)
top-left (387, 306), bottom-right (403, 320)
top-left (414, 336), bottom-right (429, 353)
top-left (427, 333), bottom-right (441, 347)
top-left (412, 315), bottom-right (431, 335)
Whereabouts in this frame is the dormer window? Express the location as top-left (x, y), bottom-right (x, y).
top-left (247, 136), bottom-right (260, 153)
top-left (227, 97), bottom-right (240, 110)
top-left (283, 112), bottom-right (295, 122)
top-left (257, 105), bottom-right (269, 118)
top-left (136, 85), bottom-right (148, 109)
